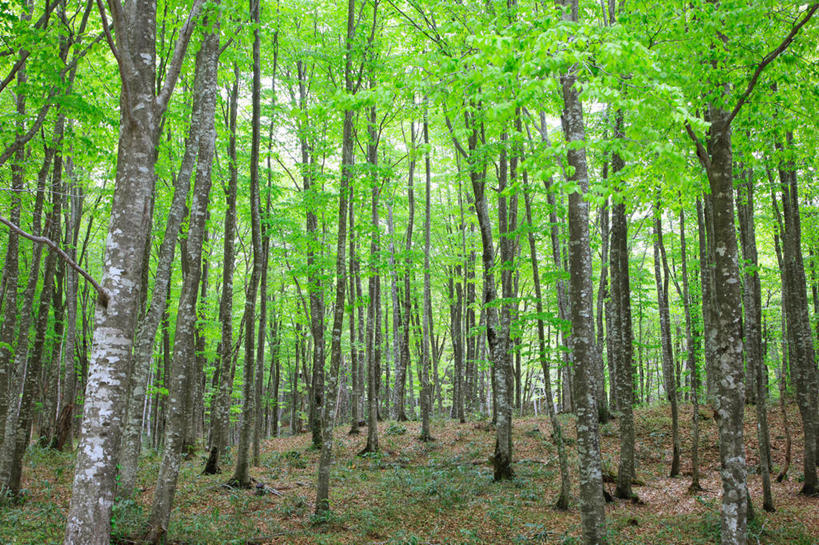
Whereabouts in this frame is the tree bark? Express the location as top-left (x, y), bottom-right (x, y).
top-left (146, 17), bottom-right (219, 537)
top-left (63, 0), bottom-right (202, 540)
top-left (229, 0), bottom-right (264, 487)
top-left (523, 170), bottom-right (571, 509)
top-left (559, 2), bottom-right (607, 540)
top-left (736, 170), bottom-right (773, 511)
top-left (204, 63), bottom-right (240, 475)
top-left (653, 202), bottom-right (681, 477)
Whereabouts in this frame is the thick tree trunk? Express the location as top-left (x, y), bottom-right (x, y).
top-left (694, 107), bottom-right (748, 545)
top-left (559, 2), bottom-right (607, 539)
top-left (118, 44), bottom-right (206, 498)
top-left (63, 0), bottom-right (202, 539)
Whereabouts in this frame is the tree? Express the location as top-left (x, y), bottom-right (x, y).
top-left (62, 0), bottom-right (203, 541)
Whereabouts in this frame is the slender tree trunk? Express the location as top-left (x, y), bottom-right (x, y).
top-left (524, 172), bottom-right (570, 509)
top-left (419, 113), bottom-right (434, 442)
top-left (596, 197), bottom-right (611, 423)
top-left (363, 98), bottom-right (382, 453)
top-left (146, 19), bottom-right (219, 538)
top-left (677, 205), bottom-right (702, 492)
top-left (0, 115), bottom-right (65, 495)
top-left (315, 0), bottom-right (358, 513)
top-left (609, 125), bottom-right (636, 500)
top-left (736, 171), bottom-right (774, 511)
top-left (349, 187), bottom-right (361, 435)
top-left (653, 202), bottom-right (681, 477)
top-left (393, 125), bottom-right (415, 422)
top-left (229, 0), bottom-right (263, 487)
top-left (205, 64), bottom-right (240, 475)
top-left (776, 133), bottom-right (818, 495)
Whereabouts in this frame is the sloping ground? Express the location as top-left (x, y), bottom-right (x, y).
top-left (3, 402), bottom-right (817, 544)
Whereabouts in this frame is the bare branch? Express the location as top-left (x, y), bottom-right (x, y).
top-left (0, 213), bottom-right (109, 308)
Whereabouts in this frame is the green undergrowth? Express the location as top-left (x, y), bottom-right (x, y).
top-left (2, 404), bottom-right (816, 544)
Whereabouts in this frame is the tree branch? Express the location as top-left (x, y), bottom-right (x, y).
top-left (725, 3), bottom-right (819, 127)
top-left (684, 120), bottom-right (712, 172)
top-left (0, 213), bottom-right (109, 308)
top-left (156, 0), bottom-right (206, 116)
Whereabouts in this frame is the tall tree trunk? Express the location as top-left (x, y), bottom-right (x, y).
top-left (609, 125), bottom-right (636, 500)
top-left (776, 132), bottom-right (818, 495)
top-left (0, 114), bottom-right (65, 495)
top-left (463, 106), bottom-right (513, 480)
top-left (419, 113), bottom-right (434, 442)
top-left (653, 202), bottom-right (681, 477)
top-left (349, 186), bottom-right (362, 435)
top-left (55, 177), bottom-right (83, 452)
top-left (0, 48), bottom-right (26, 433)
top-left (393, 124), bottom-right (416, 422)
top-left (146, 18), bottom-right (219, 538)
top-left (688, 103), bottom-right (749, 545)
top-left (118, 42), bottom-right (208, 498)
top-left (559, 1), bottom-right (607, 540)
top-left (523, 171), bottom-right (571, 510)
top-left (363, 98), bottom-right (382, 453)
top-left (595, 197), bottom-right (612, 423)
top-left (677, 205), bottom-right (702, 492)
top-left (204, 63), bottom-right (240, 475)
top-left (229, 0), bottom-right (263, 487)
top-left (63, 0), bottom-right (202, 540)
top-left (315, 0), bottom-right (358, 513)
top-left (496, 129), bottom-right (517, 472)
top-left (0, 124), bottom-right (57, 494)
top-left (736, 171), bottom-right (774, 511)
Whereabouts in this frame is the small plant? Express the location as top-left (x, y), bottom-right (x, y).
top-left (284, 450), bottom-right (307, 469)
top-left (277, 494), bottom-right (308, 518)
top-left (386, 422), bottom-right (407, 436)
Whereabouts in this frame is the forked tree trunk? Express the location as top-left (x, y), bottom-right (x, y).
top-left (146, 17), bottom-right (219, 540)
top-left (63, 0), bottom-right (202, 541)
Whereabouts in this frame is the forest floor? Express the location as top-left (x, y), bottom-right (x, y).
top-left (3, 401), bottom-right (818, 545)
